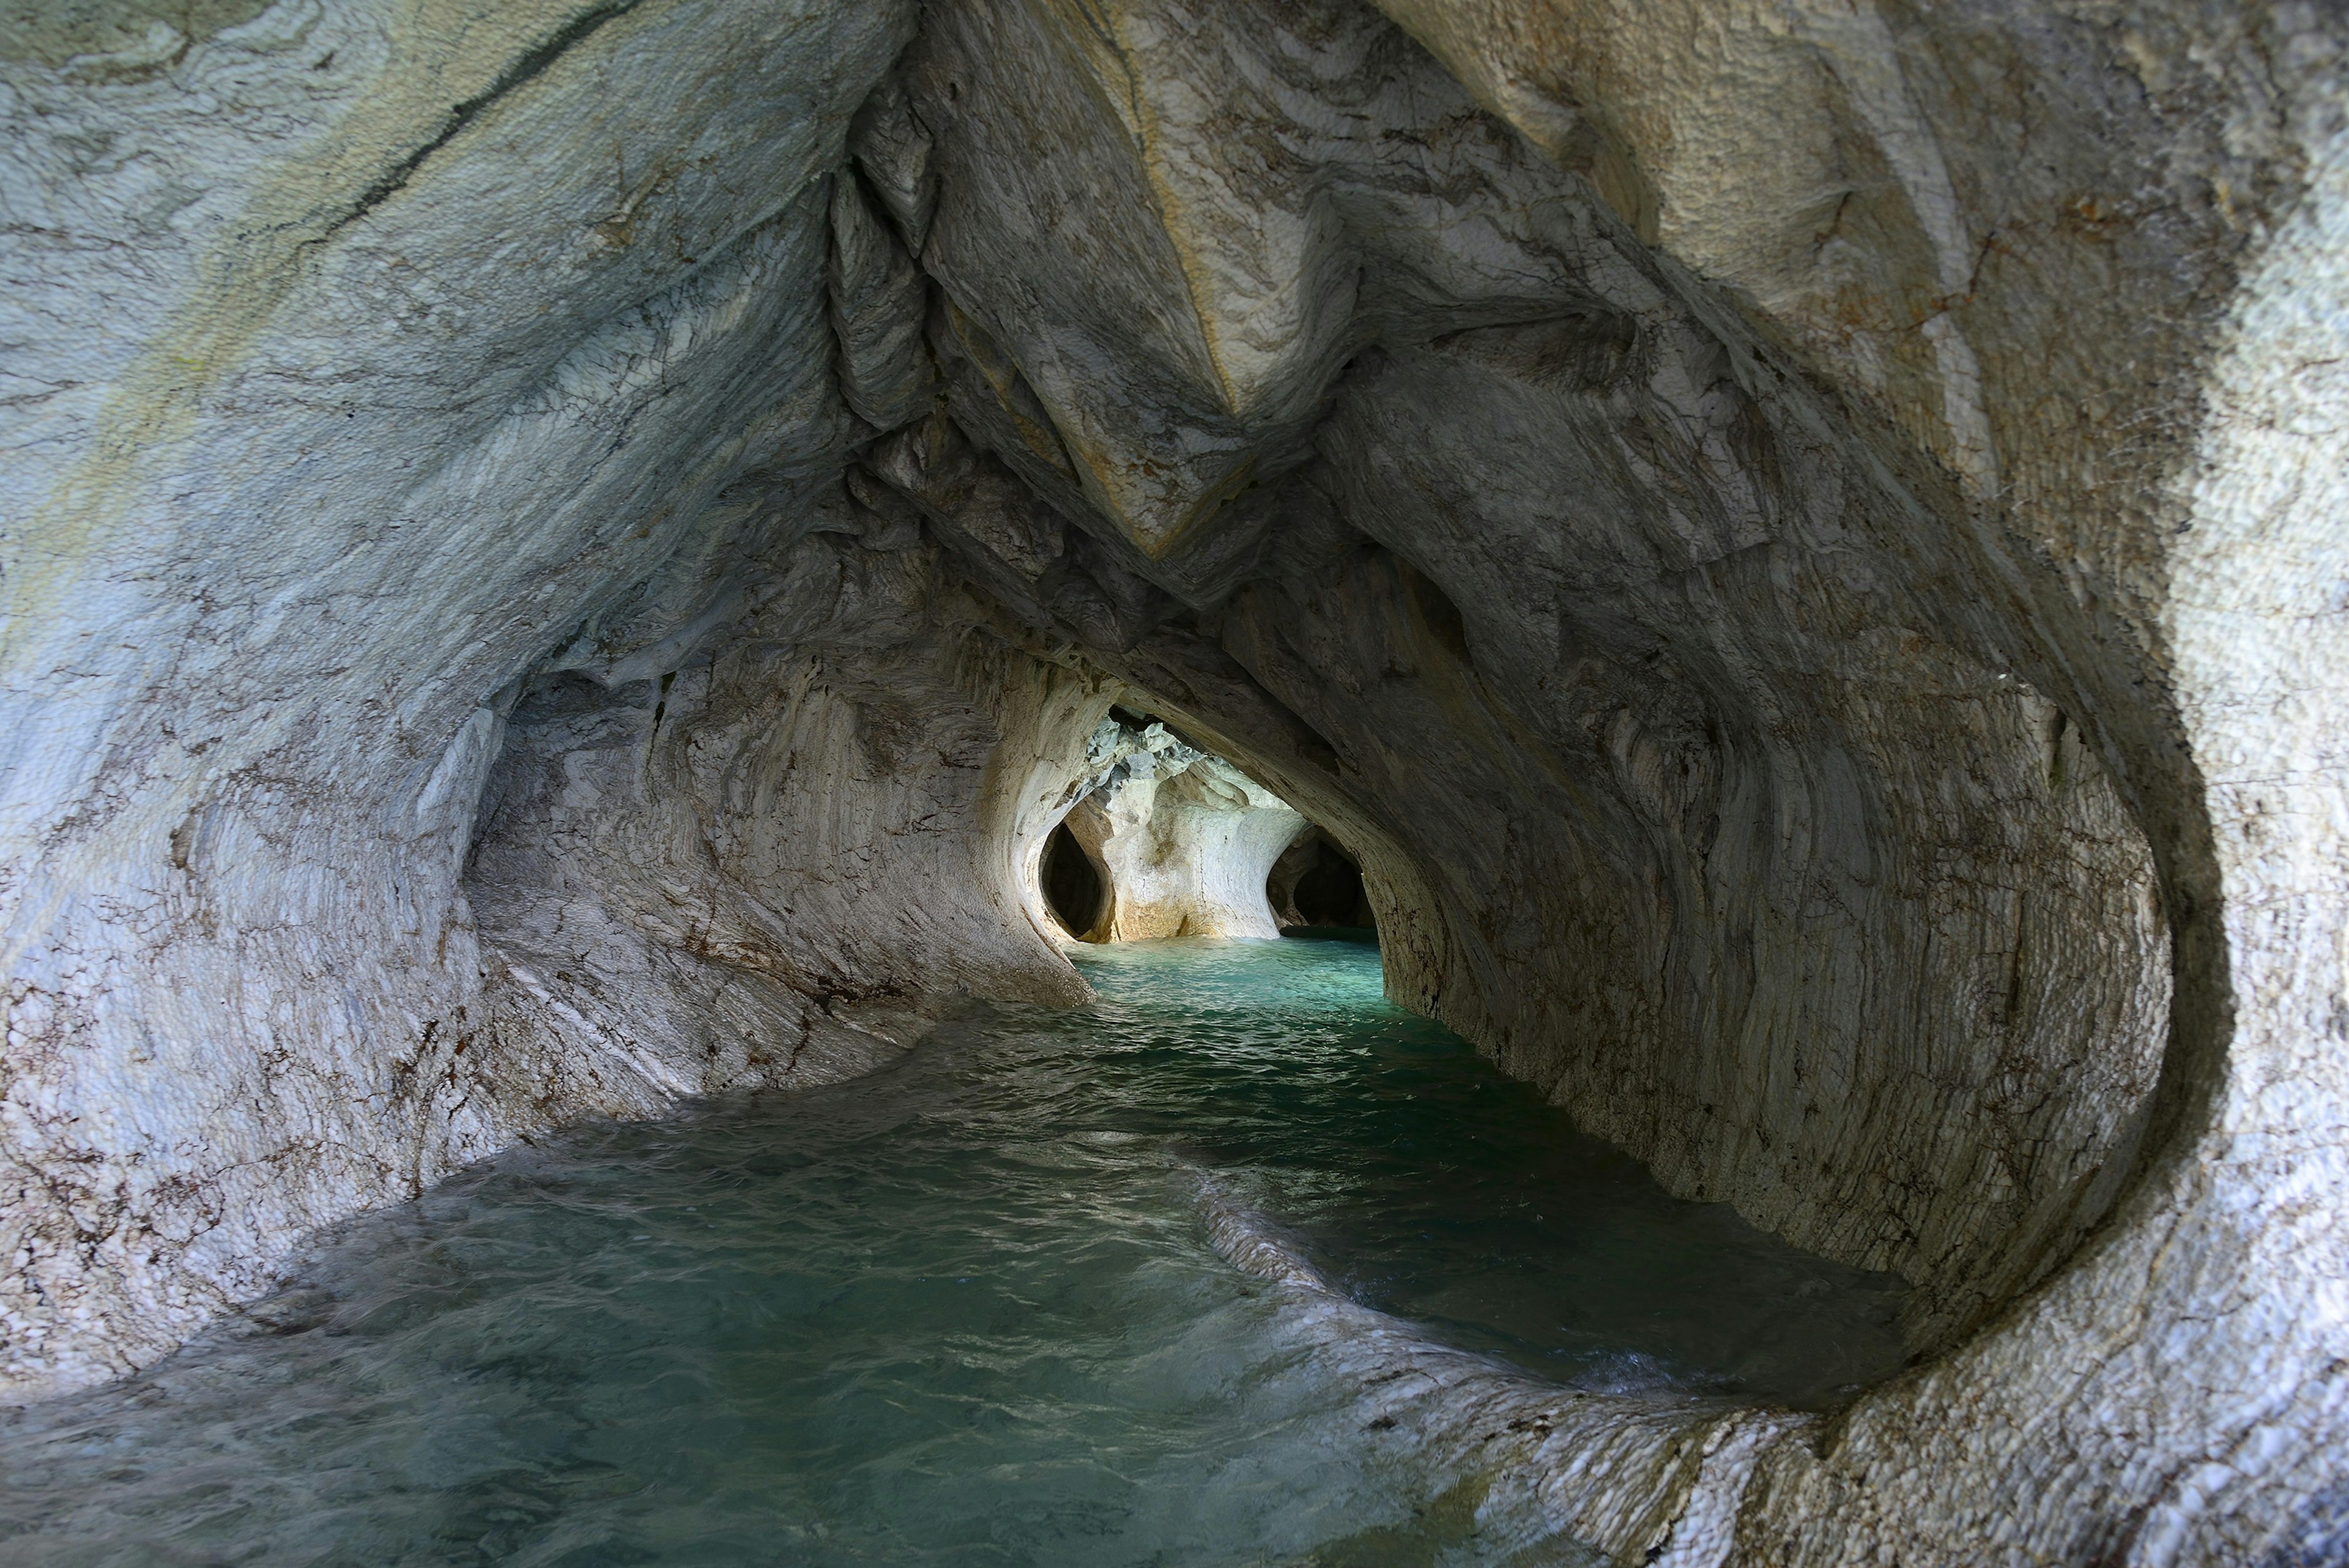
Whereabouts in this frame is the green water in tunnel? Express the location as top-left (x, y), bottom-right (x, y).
top-left (0, 938), bottom-right (1905, 1566)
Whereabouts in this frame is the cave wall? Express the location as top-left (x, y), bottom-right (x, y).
top-left (462, 503), bottom-right (1102, 1137)
top-left (0, 0), bottom-right (955, 1391)
top-left (2, 0), bottom-right (2345, 1560)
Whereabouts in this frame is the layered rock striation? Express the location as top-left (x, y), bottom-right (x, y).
top-left (2, 0), bottom-right (2343, 1561)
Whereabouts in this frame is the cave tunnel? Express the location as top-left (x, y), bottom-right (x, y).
top-left (1041, 820), bottom-right (1104, 940)
top-left (2, 0), bottom-right (2343, 1562)
top-left (1033, 705), bottom-right (1359, 946)
top-left (1268, 829), bottom-right (1376, 935)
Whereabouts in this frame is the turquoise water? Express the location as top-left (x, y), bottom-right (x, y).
top-left (0, 938), bottom-right (1904, 1566)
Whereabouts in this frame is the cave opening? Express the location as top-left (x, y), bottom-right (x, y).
top-left (1032, 706), bottom-right (1329, 948)
top-left (1041, 819), bottom-right (1104, 938)
top-left (1267, 828), bottom-right (1377, 935)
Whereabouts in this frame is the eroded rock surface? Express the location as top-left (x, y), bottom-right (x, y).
top-left (2, 0), bottom-right (2344, 1560)
top-left (1052, 715), bottom-right (1307, 941)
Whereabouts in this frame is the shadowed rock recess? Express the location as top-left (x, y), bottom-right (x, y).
top-left (0, 0), bottom-right (2342, 1561)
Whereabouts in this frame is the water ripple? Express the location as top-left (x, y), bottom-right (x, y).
top-left (0, 937), bottom-right (1902, 1566)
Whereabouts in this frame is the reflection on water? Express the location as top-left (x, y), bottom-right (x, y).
top-left (0, 938), bottom-right (1904, 1566)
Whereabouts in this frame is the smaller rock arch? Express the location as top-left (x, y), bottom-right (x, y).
top-left (1266, 828), bottom-right (1377, 933)
top-left (1032, 712), bottom-right (1308, 942)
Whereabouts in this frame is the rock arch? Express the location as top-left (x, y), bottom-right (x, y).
top-left (1, 0), bottom-right (2342, 1559)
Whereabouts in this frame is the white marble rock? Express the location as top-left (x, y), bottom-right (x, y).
top-left (1, 0), bottom-right (2344, 1562)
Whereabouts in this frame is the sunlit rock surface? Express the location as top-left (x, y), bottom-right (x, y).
top-left (2, 0), bottom-right (2344, 1560)
top-left (1051, 715), bottom-right (1306, 941)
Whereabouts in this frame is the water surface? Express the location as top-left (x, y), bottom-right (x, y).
top-left (0, 937), bottom-right (1904, 1566)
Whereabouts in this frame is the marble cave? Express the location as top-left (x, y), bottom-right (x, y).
top-left (1, 0), bottom-right (2346, 1561)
